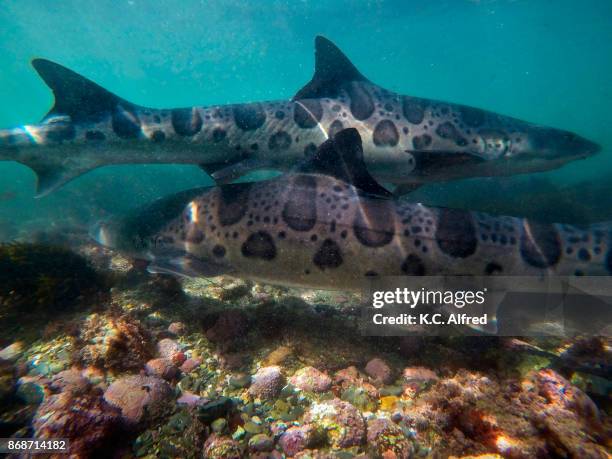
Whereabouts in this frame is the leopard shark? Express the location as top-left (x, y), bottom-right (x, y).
top-left (0, 37), bottom-right (599, 197)
top-left (93, 128), bottom-right (612, 290)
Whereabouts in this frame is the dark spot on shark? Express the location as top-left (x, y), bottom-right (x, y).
top-left (328, 120), bottom-right (344, 138)
top-left (401, 254), bottom-right (425, 276)
top-left (112, 105), bottom-right (141, 138)
top-left (459, 105), bottom-right (486, 127)
top-left (313, 239), bottom-right (343, 270)
top-left (520, 221), bottom-right (561, 268)
top-left (45, 122), bottom-right (76, 143)
top-left (346, 82), bottom-right (374, 120)
top-left (151, 130), bottom-right (165, 143)
top-left (577, 248), bottom-right (591, 261)
top-left (85, 130), bottom-right (105, 141)
top-left (402, 97), bottom-right (426, 124)
top-left (412, 134), bottom-right (432, 150)
top-left (233, 103), bottom-right (266, 130)
top-left (294, 99), bottom-right (323, 129)
top-left (373, 120), bottom-right (399, 147)
top-left (436, 121), bottom-right (461, 140)
top-left (304, 143), bottom-right (317, 157)
top-left (212, 128), bottom-right (226, 143)
top-left (282, 175), bottom-right (317, 231)
top-left (241, 231), bottom-right (276, 260)
top-left (353, 200), bottom-right (395, 247)
top-left (268, 131), bottom-right (292, 150)
top-left (171, 107), bottom-right (202, 136)
top-left (485, 262), bottom-right (503, 275)
top-left (218, 183), bottom-right (252, 226)
top-left (456, 137), bottom-right (468, 147)
top-left (436, 209), bottom-right (477, 258)
top-left (212, 245), bottom-right (226, 258)
top-left (364, 271), bottom-right (379, 277)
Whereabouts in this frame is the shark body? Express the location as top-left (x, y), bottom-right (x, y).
top-left (0, 37), bottom-right (599, 197)
top-left (95, 129), bottom-right (612, 290)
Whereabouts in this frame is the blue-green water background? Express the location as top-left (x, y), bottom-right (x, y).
top-left (0, 0), bottom-right (611, 240)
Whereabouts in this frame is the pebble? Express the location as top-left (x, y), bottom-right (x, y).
top-left (365, 358), bottom-right (394, 385)
top-left (248, 434), bottom-right (274, 452)
top-left (180, 357), bottom-right (202, 373)
top-left (167, 322), bottom-right (186, 335)
top-left (16, 375), bottom-right (47, 404)
top-left (229, 373), bottom-right (251, 389)
top-left (211, 418), bottom-right (228, 434)
top-left (249, 366), bottom-right (284, 400)
top-left (289, 366), bottom-right (332, 393)
top-left (279, 425), bottom-right (314, 457)
top-left (0, 342), bottom-right (24, 361)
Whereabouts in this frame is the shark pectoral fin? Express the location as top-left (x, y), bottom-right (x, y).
top-left (31, 58), bottom-right (140, 122)
top-left (293, 36), bottom-right (371, 100)
top-left (299, 128), bottom-right (392, 198)
top-left (204, 159), bottom-right (275, 185)
top-left (28, 162), bottom-right (87, 198)
top-left (148, 255), bottom-right (230, 278)
top-left (393, 183), bottom-right (423, 197)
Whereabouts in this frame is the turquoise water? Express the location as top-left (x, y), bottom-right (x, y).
top-left (1, 0), bottom-right (611, 240)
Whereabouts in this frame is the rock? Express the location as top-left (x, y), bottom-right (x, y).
top-left (265, 345), bottom-right (294, 365)
top-left (145, 358), bottom-right (178, 380)
top-left (16, 375), bottom-right (47, 404)
top-left (402, 366), bottom-right (438, 383)
top-left (156, 338), bottom-right (182, 360)
top-left (103, 375), bottom-right (173, 427)
top-left (249, 366), bottom-right (284, 400)
top-left (0, 342), bottom-right (24, 361)
top-left (50, 369), bottom-right (90, 394)
top-left (176, 391), bottom-right (205, 407)
top-left (279, 425), bottom-right (318, 457)
top-left (197, 396), bottom-right (234, 423)
top-left (229, 373), bottom-right (251, 389)
top-left (167, 322), bottom-right (186, 335)
top-left (211, 418), bottom-right (228, 434)
top-left (180, 357), bottom-right (202, 373)
top-left (365, 358), bottom-right (394, 385)
top-left (203, 434), bottom-right (243, 459)
top-left (366, 418), bottom-right (413, 459)
top-left (33, 389), bottom-right (121, 457)
top-left (248, 433), bottom-right (274, 452)
top-left (289, 366), bottom-right (332, 393)
top-left (206, 309), bottom-right (248, 343)
top-left (304, 398), bottom-right (365, 448)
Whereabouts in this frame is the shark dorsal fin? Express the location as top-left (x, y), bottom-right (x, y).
top-left (301, 128), bottom-right (392, 198)
top-left (32, 58), bottom-right (135, 122)
top-left (293, 36), bottom-right (370, 100)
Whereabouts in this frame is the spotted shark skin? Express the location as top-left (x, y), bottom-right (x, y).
top-left (0, 37), bottom-right (599, 196)
top-left (96, 130), bottom-right (611, 290)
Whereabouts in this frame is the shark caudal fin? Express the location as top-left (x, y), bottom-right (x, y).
top-left (31, 58), bottom-right (137, 122)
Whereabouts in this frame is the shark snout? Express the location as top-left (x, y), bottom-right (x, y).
top-left (528, 128), bottom-right (600, 160)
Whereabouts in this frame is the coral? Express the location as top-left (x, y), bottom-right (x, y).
top-left (0, 242), bottom-right (102, 310)
top-left (203, 434), bottom-right (243, 459)
top-left (76, 313), bottom-right (153, 372)
top-left (145, 358), bottom-right (178, 380)
top-left (366, 418), bottom-right (413, 459)
top-left (304, 398), bottom-right (365, 448)
top-left (278, 425), bottom-right (320, 457)
top-left (289, 366), bottom-right (332, 393)
top-left (103, 375), bottom-right (173, 428)
top-left (33, 388), bottom-right (121, 457)
top-left (249, 366), bottom-right (285, 400)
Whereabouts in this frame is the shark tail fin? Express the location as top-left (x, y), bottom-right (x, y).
top-left (31, 58), bottom-right (136, 122)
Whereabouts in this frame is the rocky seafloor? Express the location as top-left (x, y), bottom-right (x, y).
top-left (0, 237), bottom-right (610, 458)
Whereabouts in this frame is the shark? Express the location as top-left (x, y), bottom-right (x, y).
top-left (93, 128), bottom-right (612, 291)
top-left (0, 37), bottom-right (600, 197)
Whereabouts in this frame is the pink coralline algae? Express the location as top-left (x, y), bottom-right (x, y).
top-left (249, 366), bottom-right (285, 400)
top-left (103, 375), bottom-right (173, 427)
top-left (289, 366), bottom-right (332, 393)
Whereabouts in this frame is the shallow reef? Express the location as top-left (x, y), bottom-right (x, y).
top-left (0, 238), bottom-right (610, 458)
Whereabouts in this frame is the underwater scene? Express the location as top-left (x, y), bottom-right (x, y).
top-left (0, 0), bottom-right (611, 457)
